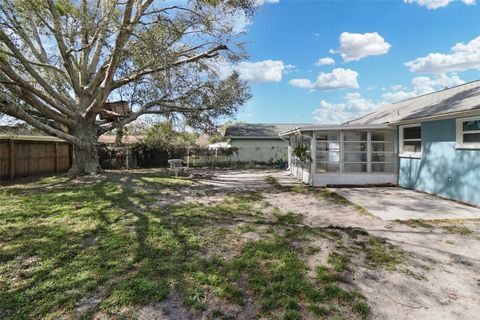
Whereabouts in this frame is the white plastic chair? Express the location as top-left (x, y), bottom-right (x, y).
top-left (168, 159), bottom-right (188, 178)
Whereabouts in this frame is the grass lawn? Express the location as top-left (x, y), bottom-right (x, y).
top-left (0, 171), bottom-right (405, 319)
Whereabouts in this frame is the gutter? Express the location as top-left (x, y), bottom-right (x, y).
top-left (389, 108), bottom-right (480, 126)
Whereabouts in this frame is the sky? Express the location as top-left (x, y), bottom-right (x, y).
top-left (228, 0), bottom-right (480, 125)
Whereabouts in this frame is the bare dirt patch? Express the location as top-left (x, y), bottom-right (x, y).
top-left (264, 171), bottom-right (480, 320)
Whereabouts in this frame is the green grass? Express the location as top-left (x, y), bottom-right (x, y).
top-left (396, 219), bottom-right (433, 228)
top-left (364, 238), bottom-right (405, 270)
top-left (0, 171), bottom-right (378, 319)
top-left (441, 225), bottom-right (473, 235)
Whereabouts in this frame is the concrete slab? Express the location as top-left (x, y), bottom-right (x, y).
top-left (331, 187), bottom-right (480, 221)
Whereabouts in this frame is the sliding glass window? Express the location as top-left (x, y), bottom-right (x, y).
top-left (343, 131), bottom-right (368, 173)
top-left (314, 129), bottom-right (396, 174)
top-left (371, 131), bottom-right (395, 173)
top-left (316, 132), bottom-right (340, 173)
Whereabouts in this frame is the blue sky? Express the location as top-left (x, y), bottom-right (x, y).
top-left (229, 0), bottom-right (480, 124)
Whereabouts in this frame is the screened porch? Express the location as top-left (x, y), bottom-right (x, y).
top-left (287, 125), bottom-right (398, 186)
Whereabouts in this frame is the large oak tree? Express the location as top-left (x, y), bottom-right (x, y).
top-left (0, 0), bottom-right (253, 174)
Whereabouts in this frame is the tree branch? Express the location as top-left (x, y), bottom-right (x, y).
top-left (111, 44), bottom-right (228, 90)
top-left (0, 101), bottom-right (81, 145)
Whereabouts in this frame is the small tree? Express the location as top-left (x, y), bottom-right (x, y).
top-left (0, 0), bottom-right (253, 175)
top-left (293, 144), bottom-right (311, 171)
top-left (142, 121), bottom-right (198, 152)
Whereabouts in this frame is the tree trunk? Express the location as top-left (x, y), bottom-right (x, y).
top-left (67, 120), bottom-right (102, 176)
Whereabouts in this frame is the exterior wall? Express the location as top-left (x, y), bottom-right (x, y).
top-left (290, 157), bottom-right (311, 183)
top-left (398, 118), bottom-right (480, 205)
top-left (287, 129), bottom-right (397, 186)
top-left (312, 173), bottom-right (397, 187)
top-left (229, 138), bottom-right (288, 163)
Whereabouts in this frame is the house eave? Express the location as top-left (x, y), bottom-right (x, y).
top-left (279, 123), bottom-right (394, 136)
top-left (389, 108), bottom-right (480, 126)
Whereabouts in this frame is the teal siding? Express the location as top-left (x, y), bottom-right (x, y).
top-left (398, 119), bottom-right (480, 205)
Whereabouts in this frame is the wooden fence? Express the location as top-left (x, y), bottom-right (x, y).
top-left (0, 136), bottom-right (71, 181)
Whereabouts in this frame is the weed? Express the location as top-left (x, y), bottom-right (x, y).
top-left (442, 225), bottom-right (473, 235)
top-left (364, 238), bottom-right (405, 270)
top-left (397, 219), bottom-right (433, 228)
top-left (353, 301), bottom-right (371, 318)
top-left (306, 246), bottom-right (321, 255)
top-left (328, 252), bottom-right (350, 272)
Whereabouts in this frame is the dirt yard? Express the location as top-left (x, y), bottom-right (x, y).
top-left (1, 169), bottom-right (479, 320)
top-left (264, 170), bottom-right (480, 320)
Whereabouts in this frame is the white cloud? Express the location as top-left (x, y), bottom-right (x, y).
top-left (404, 0), bottom-right (475, 10)
top-left (312, 73), bottom-right (465, 124)
top-left (315, 57), bottom-right (335, 66)
top-left (289, 68), bottom-right (359, 90)
top-left (255, 0), bottom-right (279, 5)
top-left (313, 93), bottom-right (384, 124)
top-left (336, 32), bottom-right (391, 62)
top-left (211, 58), bottom-right (292, 83)
top-left (288, 79), bottom-right (313, 89)
top-left (235, 60), bottom-right (291, 83)
top-left (405, 36), bottom-right (480, 74)
top-left (218, 0), bottom-right (279, 34)
top-left (382, 73), bottom-right (465, 103)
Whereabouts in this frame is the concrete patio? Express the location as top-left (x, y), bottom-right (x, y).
top-left (332, 187), bottom-right (480, 221)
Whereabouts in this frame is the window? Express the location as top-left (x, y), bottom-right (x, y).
top-left (400, 125), bottom-right (421, 158)
top-left (371, 131), bottom-right (395, 173)
top-left (316, 131), bottom-right (340, 173)
top-left (343, 131), bottom-right (368, 173)
top-left (313, 129), bottom-right (396, 174)
top-left (456, 116), bottom-right (480, 149)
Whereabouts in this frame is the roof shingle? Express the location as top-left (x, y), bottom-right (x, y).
top-left (347, 80), bottom-right (480, 125)
top-left (224, 123), bottom-right (311, 138)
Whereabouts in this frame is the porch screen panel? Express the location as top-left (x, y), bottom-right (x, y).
top-left (343, 131), bottom-right (368, 173)
top-left (371, 131), bottom-right (395, 173)
top-left (316, 132), bottom-right (340, 173)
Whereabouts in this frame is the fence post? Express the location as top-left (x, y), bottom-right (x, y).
top-left (9, 139), bottom-right (14, 180)
top-left (68, 144), bottom-right (73, 169)
top-left (54, 142), bottom-right (59, 174)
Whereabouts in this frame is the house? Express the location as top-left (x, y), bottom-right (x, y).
top-left (208, 142), bottom-right (231, 150)
top-left (282, 80), bottom-right (480, 206)
top-left (224, 123), bottom-right (311, 164)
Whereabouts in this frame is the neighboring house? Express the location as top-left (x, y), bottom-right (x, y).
top-left (224, 123), bottom-right (311, 164)
top-left (208, 142), bottom-right (231, 150)
top-left (282, 80), bottom-right (480, 206)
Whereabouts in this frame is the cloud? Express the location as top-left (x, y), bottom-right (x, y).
top-left (315, 57), bottom-right (335, 66)
top-left (382, 73), bottom-right (465, 103)
top-left (289, 68), bottom-right (359, 90)
top-left (404, 0), bottom-right (475, 10)
top-left (288, 79), bottom-right (313, 89)
top-left (336, 32), bottom-right (391, 62)
top-left (405, 36), bottom-right (480, 74)
top-left (312, 73), bottom-right (465, 124)
top-left (254, 0), bottom-right (280, 5)
top-left (218, 0), bottom-right (279, 34)
top-left (212, 58), bottom-right (292, 83)
top-left (313, 93), bottom-right (384, 124)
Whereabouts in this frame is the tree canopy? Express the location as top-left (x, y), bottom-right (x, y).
top-left (0, 0), bottom-right (253, 173)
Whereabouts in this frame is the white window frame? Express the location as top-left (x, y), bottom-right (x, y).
top-left (456, 116), bottom-right (480, 150)
top-left (399, 124), bottom-right (422, 158)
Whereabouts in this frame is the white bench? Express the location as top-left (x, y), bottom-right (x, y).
top-left (168, 159), bottom-right (188, 178)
